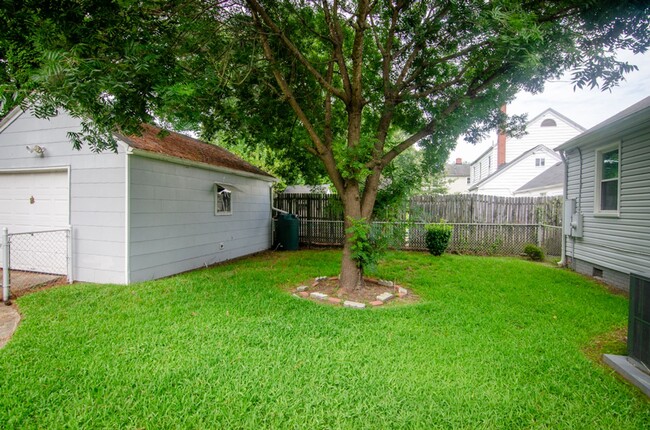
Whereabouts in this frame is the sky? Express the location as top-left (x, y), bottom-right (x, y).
top-left (447, 51), bottom-right (650, 164)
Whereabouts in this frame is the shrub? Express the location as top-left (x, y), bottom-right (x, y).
top-left (524, 244), bottom-right (545, 261)
top-left (425, 220), bottom-right (453, 256)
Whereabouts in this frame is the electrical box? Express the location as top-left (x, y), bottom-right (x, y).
top-left (564, 199), bottom-right (575, 235)
top-left (563, 198), bottom-right (583, 237)
top-left (570, 212), bottom-right (584, 238)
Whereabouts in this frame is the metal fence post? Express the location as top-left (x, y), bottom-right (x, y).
top-left (2, 227), bottom-right (10, 303)
top-left (67, 226), bottom-right (73, 284)
top-left (537, 223), bottom-right (543, 248)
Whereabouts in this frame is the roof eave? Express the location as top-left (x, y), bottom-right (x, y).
top-left (556, 107), bottom-right (650, 152)
top-left (126, 147), bottom-right (278, 183)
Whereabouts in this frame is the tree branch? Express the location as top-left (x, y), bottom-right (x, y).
top-left (246, 0), bottom-right (348, 102)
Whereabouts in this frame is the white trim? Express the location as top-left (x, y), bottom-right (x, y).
top-left (124, 152), bottom-right (131, 285)
top-left (126, 147), bottom-right (277, 183)
top-left (0, 106), bottom-right (25, 134)
top-left (594, 142), bottom-right (621, 216)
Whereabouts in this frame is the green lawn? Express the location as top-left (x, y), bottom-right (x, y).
top-left (0, 251), bottom-right (647, 429)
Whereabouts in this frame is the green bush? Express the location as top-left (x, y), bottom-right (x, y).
top-left (425, 221), bottom-right (453, 256)
top-left (524, 244), bottom-right (545, 261)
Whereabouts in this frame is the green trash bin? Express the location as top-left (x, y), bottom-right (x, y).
top-left (276, 213), bottom-right (300, 250)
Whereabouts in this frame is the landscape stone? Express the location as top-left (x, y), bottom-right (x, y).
top-left (378, 279), bottom-right (394, 287)
top-left (376, 292), bottom-right (394, 302)
top-left (328, 297), bottom-right (342, 304)
top-left (298, 292), bottom-right (309, 298)
top-left (343, 300), bottom-right (366, 309)
top-left (397, 287), bottom-right (408, 296)
top-left (296, 285), bottom-right (308, 292)
top-left (370, 300), bottom-right (384, 306)
top-left (316, 276), bottom-right (328, 281)
top-left (310, 292), bottom-right (329, 300)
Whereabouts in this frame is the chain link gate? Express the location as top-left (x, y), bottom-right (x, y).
top-left (1, 227), bottom-right (72, 302)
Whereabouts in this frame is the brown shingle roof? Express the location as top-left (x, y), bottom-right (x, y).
top-left (116, 124), bottom-right (274, 179)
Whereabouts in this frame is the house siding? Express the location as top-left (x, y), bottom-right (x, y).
top-left (506, 111), bottom-right (582, 164)
top-left (474, 149), bottom-right (561, 197)
top-left (470, 147), bottom-right (496, 185)
top-left (128, 155), bottom-right (272, 282)
top-left (0, 110), bottom-right (126, 284)
top-left (565, 124), bottom-right (650, 290)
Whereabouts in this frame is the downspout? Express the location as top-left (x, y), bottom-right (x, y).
top-left (559, 150), bottom-right (568, 266)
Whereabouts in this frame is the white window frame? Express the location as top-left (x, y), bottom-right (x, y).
top-left (594, 142), bottom-right (621, 217)
top-left (214, 183), bottom-right (233, 216)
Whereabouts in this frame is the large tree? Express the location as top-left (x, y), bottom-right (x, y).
top-left (1, 0), bottom-right (648, 290)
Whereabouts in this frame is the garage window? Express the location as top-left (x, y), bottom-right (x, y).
top-left (214, 184), bottom-right (232, 215)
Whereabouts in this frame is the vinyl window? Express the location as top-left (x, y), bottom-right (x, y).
top-left (594, 143), bottom-right (620, 215)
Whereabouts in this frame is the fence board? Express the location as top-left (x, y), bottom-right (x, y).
top-left (274, 193), bottom-right (563, 256)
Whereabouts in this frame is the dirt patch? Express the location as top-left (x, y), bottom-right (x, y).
top-left (583, 326), bottom-right (628, 364)
top-left (291, 276), bottom-right (419, 307)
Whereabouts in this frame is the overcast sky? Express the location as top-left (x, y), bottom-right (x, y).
top-left (447, 51), bottom-right (650, 164)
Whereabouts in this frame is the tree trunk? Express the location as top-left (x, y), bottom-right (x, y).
top-left (339, 184), bottom-right (363, 293)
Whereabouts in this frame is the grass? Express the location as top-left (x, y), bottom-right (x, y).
top-left (0, 250), bottom-right (648, 429)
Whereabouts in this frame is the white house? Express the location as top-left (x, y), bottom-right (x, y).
top-left (513, 161), bottom-right (565, 197)
top-left (469, 108), bottom-right (585, 196)
top-left (444, 158), bottom-right (471, 194)
top-left (556, 96), bottom-right (650, 291)
top-left (0, 107), bottom-right (276, 284)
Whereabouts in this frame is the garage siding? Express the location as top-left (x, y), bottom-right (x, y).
top-left (128, 155), bottom-right (272, 282)
top-left (0, 110), bottom-right (126, 284)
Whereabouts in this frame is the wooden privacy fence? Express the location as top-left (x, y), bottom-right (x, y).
top-left (289, 220), bottom-right (562, 256)
top-left (273, 194), bottom-right (564, 256)
top-left (274, 193), bottom-right (563, 225)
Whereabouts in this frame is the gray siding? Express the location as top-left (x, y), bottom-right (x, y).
top-left (565, 124), bottom-right (650, 287)
top-left (0, 110), bottom-right (127, 284)
top-left (128, 155), bottom-right (272, 282)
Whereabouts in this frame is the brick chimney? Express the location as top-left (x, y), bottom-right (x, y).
top-left (455, 158), bottom-right (462, 165)
top-left (497, 104), bottom-right (507, 166)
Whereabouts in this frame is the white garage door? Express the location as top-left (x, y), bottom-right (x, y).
top-left (0, 169), bottom-right (70, 233)
top-left (0, 170), bottom-right (70, 275)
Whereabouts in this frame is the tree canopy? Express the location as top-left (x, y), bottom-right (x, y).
top-left (1, 0), bottom-right (648, 289)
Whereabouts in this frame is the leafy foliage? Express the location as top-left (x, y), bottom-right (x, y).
top-left (425, 220), bottom-right (454, 256)
top-left (346, 217), bottom-right (380, 273)
top-left (524, 243), bottom-right (546, 261)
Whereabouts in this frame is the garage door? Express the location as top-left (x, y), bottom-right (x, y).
top-left (0, 170), bottom-right (69, 274)
top-left (0, 170), bottom-right (69, 233)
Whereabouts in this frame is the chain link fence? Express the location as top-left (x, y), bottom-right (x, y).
top-left (295, 220), bottom-right (563, 257)
top-left (1, 228), bottom-right (72, 301)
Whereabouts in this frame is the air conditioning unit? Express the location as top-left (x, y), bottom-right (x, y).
top-left (628, 273), bottom-right (650, 372)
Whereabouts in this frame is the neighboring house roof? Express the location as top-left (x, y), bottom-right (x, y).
top-left (527, 107), bottom-right (586, 133)
top-left (515, 161), bottom-right (564, 193)
top-left (469, 145), bottom-right (494, 166)
top-left (116, 124), bottom-right (275, 179)
top-left (468, 145), bottom-right (558, 191)
top-left (445, 163), bottom-right (470, 177)
top-left (556, 96), bottom-right (650, 151)
top-left (283, 185), bottom-right (332, 194)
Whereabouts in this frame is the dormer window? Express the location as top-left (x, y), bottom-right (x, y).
top-left (541, 119), bottom-right (557, 127)
top-left (535, 158), bottom-right (545, 167)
